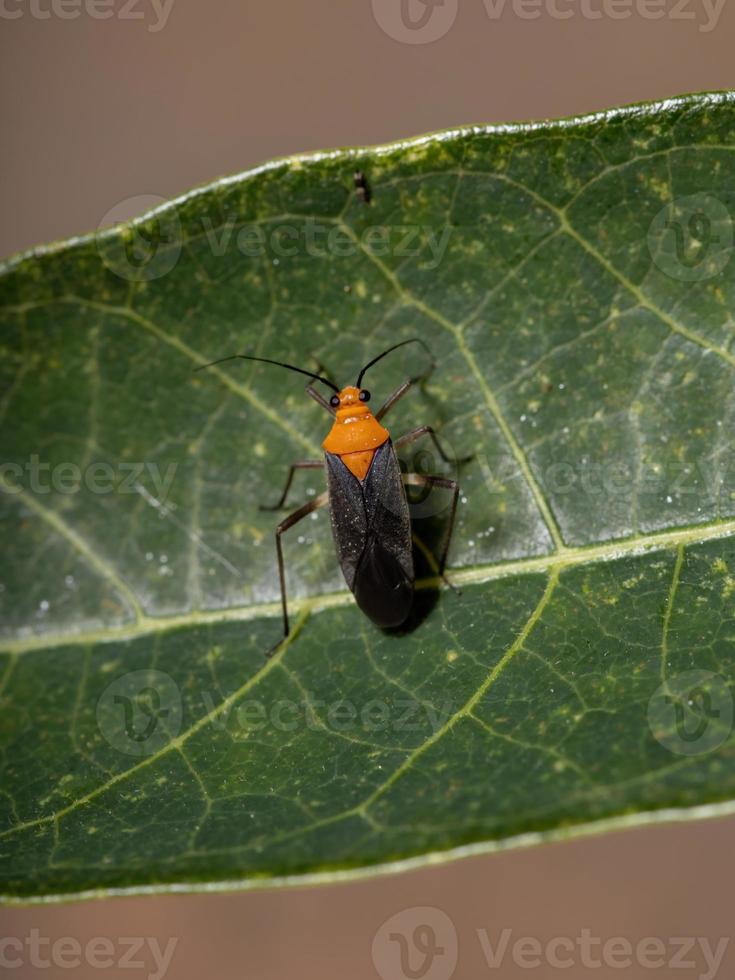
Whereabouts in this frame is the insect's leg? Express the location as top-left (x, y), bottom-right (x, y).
top-left (260, 460), bottom-right (324, 511)
top-left (403, 472), bottom-right (460, 583)
top-left (374, 359), bottom-right (436, 422)
top-left (272, 491), bottom-right (329, 652)
top-left (374, 379), bottom-right (412, 422)
top-left (394, 425), bottom-right (472, 465)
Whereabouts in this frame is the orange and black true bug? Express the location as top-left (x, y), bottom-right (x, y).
top-left (198, 339), bottom-right (461, 645)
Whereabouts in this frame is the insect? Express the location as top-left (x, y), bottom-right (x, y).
top-left (198, 339), bottom-right (462, 648)
top-left (353, 170), bottom-right (372, 205)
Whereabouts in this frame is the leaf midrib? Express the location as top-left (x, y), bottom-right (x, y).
top-left (4, 515), bottom-right (735, 656)
top-left (0, 544), bottom-right (724, 856)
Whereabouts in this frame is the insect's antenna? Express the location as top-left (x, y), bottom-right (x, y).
top-left (356, 338), bottom-right (434, 388)
top-left (195, 354), bottom-right (340, 392)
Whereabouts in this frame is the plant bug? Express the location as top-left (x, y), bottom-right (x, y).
top-left (197, 339), bottom-right (463, 648)
top-left (353, 170), bottom-right (372, 204)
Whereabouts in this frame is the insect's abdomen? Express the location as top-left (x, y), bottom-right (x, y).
top-left (353, 532), bottom-right (413, 628)
top-left (325, 440), bottom-right (414, 629)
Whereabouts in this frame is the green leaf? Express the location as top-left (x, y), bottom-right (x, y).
top-left (2, 92), bottom-right (735, 903)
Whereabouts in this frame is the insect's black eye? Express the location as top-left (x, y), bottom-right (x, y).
top-left (359, 389), bottom-right (371, 402)
top-left (330, 394), bottom-right (340, 408)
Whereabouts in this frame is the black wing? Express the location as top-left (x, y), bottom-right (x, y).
top-left (325, 440), bottom-right (414, 628)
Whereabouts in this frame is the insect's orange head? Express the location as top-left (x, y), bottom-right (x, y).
top-left (329, 386), bottom-right (373, 421)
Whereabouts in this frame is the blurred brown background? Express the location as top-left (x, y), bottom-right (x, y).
top-left (2, 1), bottom-right (735, 977)
top-left (2, 0), bottom-right (735, 258)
